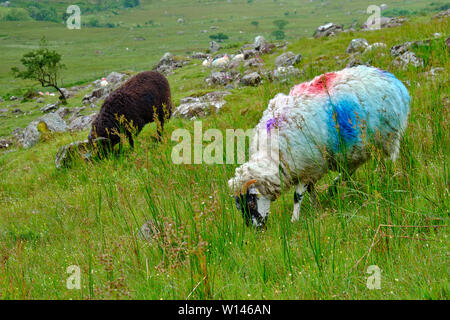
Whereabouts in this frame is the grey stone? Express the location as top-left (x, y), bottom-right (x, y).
top-left (173, 91), bottom-right (231, 120)
top-left (313, 23), bottom-right (343, 38)
top-left (40, 103), bottom-right (59, 113)
top-left (55, 137), bottom-right (109, 169)
top-left (275, 52), bottom-right (302, 67)
top-left (0, 138), bottom-right (12, 149)
top-left (272, 66), bottom-right (301, 81)
top-left (68, 113), bottom-right (97, 132)
top-left (205, 71), bottom-right (234, 86)
top-left (394, 51), bottom-right (424, 69)
top-left (346, 38), bottom-right (369, 53)
top-left (209, 41), bottom-right (221, 53)
top-left (253, 36), bottom-right (269, 51)
top-left (240, 72), bottom-right (262, 86)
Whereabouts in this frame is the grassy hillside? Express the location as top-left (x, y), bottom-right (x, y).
top-left (0, 0), bottom-right (442, 96)
top-left (0, 3), bottom-right (449, 299)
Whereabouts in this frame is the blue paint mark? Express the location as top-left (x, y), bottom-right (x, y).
top-left (328, 97), bottom-right (364, 152)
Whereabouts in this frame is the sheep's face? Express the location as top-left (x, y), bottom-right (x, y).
top-left (235, 187), bottom-right (271, 228)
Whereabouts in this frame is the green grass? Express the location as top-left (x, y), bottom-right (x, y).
top-left (0, 2), bottom-right (449, 300)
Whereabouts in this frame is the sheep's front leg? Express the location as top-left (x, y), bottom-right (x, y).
top-left (292, 184), bottom-right (307, 222)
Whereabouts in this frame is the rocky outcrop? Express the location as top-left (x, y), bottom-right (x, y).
top-left (313, 23), bottom-right (343, 38)
top-left (152, 52), bottom-right (189, 75)
top-left (173, 91), bottom-right (231, 120)
top-left (240, 72), bottom-right (262, 86)
top-left (346, 38), bottom-right (369, 53)
top-left (275, 52), bottom-right (302, 67)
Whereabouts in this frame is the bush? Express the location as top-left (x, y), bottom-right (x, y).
top-left (271, 30), bottom-right (285, 40)
top-left (122, 0), bottom-right (140, 8)
top-left (1, 8), bottom-right (32, 21)
top-left (209, 32), bottom-right (229, 42)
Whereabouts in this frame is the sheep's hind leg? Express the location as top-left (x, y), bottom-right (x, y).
top-left (292, 184), bottom-right (307, 222)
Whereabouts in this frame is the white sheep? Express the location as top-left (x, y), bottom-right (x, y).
top-left (211, 54), bottom-right (229, 68)
top-left (228, 66), bottom-right (410, 227)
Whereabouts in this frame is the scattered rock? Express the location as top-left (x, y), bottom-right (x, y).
top-left (209, 41), bottom-right (221, 53)
top-left (68, 113), bottom-right (97, 132)
top-left (240, 72), bottom-right (262, 86)
top-left (361, 16), bottom-right (408, 30)
top-left (0, 108), bottom-right (8, 113)
top-left (22, 113), bottom-right (68, 148)
top-left (313, 23), bottom-right (343, 38)
top-left (271, 66), bottom-right (301, 81)
top-left (11, 108), bottom-right (23, 115)
top-left (138, 219), bottom-right (160, 242)
top-left (40, 103), bottom-right (59, 113)
top-left (390, 42), bottom-right (413, 57)
top-left (364, 42), bottom-right (387, 53)
top-left (243, 57), bottom-right (264, 69)
top-left (134, 37), bottom-right (146, 41)
top-left (242, 49), bottom-right (258, 60)
top-left (253, 36), bottom-right (269, 51)
top-left (346, 38), bottom-right (369, 53)
top-left (36, 97), bottom-right (44, 103)
top-left (0, 138), bottom-right (12, 149)
top-left (190, 52), bottom-right (210, 60)
top-left (153, 52), bottom-right (188, 75)
top-left (346, 57), bottom-right (367, 68)
top-left (205, 71), bottom-right (234, 86)
top-left (55, 137), bottom-right (109, 169)
top-left (394, 51), bottom-right (424, 69)
top-left (423, 67), bottom-right (444, 79)
top-left (9, 96), bottom-right (18, 101)
top-left (433, 9), bottom-right (450, 20)
top-left (173, 91), bottom-right (231, 120)
top-left (275, 52), bottom-right (302, 67)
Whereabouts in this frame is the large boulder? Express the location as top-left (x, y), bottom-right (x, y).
top-left (394, 51), bottom-right (424, 69)
top-left (68, 113), bottom-right (97, 132)
top-left (313, 23), bottom-right (343, 38)
top-left (433, 9), bottom-right (450, 19)
top-left (209, 41), bottom-right (221, 53)
top-left (240, 72), bottom-right (262, 86)
top-left (22, 113), bottom-right (67, 149)
top-left (205, 71), bottom-right (235, 86)
top-left (346, 38), bottom-right (369, 53)
top-left (153, 52), bottom-right (188, 75)
top-left (275, 52), bottom-right (302, 67)
top-left (253, 36), bottom-right (269, 51)
top-left (173, 91), bottom-right (231, 120)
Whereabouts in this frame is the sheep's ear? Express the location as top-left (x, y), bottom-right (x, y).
top-left (242, 179), bottom-right (257, 194)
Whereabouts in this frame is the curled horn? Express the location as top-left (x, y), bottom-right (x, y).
top-left (242, 179), bottom-right (257, 194)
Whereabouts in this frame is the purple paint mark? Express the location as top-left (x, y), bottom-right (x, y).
top-left (266, 115), bottom-right (285, 132)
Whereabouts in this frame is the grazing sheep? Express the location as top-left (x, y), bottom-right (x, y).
top-left (228, 66), bottom-right (410, 227)
top-left (89, 71), bottom-right (172, 149)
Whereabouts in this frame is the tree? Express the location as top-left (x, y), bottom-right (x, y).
top-left (251, 21), bottom-right (259, 28)
top-left (12, 38), bottom-right (67, 103)
top-left (209, 32), bottom-right (229, 42)
top-left (273, 19), bottom-right (289, 30)
top-left (271, 30), bottom-right (285, 40)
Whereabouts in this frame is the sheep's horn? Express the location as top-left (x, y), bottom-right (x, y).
top-left (242, 179), bottom-right (257, 194)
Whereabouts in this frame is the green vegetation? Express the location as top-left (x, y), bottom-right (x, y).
top-left (0, 0), bottom-right (448, 300)
top-left (209, 32), bottom-right (229, 42)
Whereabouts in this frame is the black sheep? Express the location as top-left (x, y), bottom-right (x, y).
top-left (89, 71), bottom-right (172, 149)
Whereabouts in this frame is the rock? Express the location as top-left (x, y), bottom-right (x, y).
top-left (0, 108), bottom-right (8, 113)
top-left (39, 113), bottom-right (68, 132)
top-left (346, 38), bottom-right (369, 53)
top-left (173, 91), bottom-right (231, 120)
top-left (205, 71), bottom-right (234, 86)
top-left (55, 137), bottom-right (109, 169)
top-left (364, 42), bottom-right (387, 53)
top-left (209, 41), bottom-right (221, 53)
top-left (433, 9), bottom-right (450, 20)
top-left (272, 66), bottom-right (301, 81)
top-left (0, 138), bottom-right (12, 149)
top-left (243, 57), bottom-right (264, 69)
top-left (433, 33), bottom-right (442, 38)
top-left (361, 16), bottom-right (407, 30)
top-left (275, 52), bottom-right (302, 67)
top-left (0, 96), bottom-right (3, 102)
top-left (40, 103), bottom-right (59, 113)
top-left (11, 108), bottom-right (23, 115)
top-left (176, 31), bottom-right (185, 35)
top-left (240, 72), bottom-right (262, 86)
top-left (67, 107), bottom-right (86, 123)
top-left (346, 57), bottom-right (366, 68)
top-left (68, 113), bottom-right (97, 132)
top-left (22, 113), bottom-right (68, 148)
top-left (55, 107), bottom-right (71, 119)
top-left (394, 51), bottom-right (424, 69)
top-left (138, 219), bottom-right (160, 242)
top-left (424, 67), bottom-right (444, 79)
top-left (190, 52), bottom-right (210, 60)
top-left (253, 36), bottom-right (269, 51)
top-left (153, 52), bottom-right (188, 75)
top-left (259, 43), bottom-right (276, 54)
top-left (9, 96), bottom-right (18, 101)
top-left (390, 42), bottom-right (413, 57)
top-left (36, 97), bottom-right (44, 103)
top-left (242, 49), bottom-right (258, 60)
top-left (60, 88), bottom-right (70, 99)
top-left (134, 37), bottom-right (146, 41)
top-left (106, 72), bottom-right (127, 85)
top-left (313, 23), bottom-right (343, 38)
top-left (177, 18), bottom-right (184, 24)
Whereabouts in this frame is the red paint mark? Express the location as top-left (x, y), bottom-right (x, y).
top-left (290, 72), bottom-right (338, 96)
